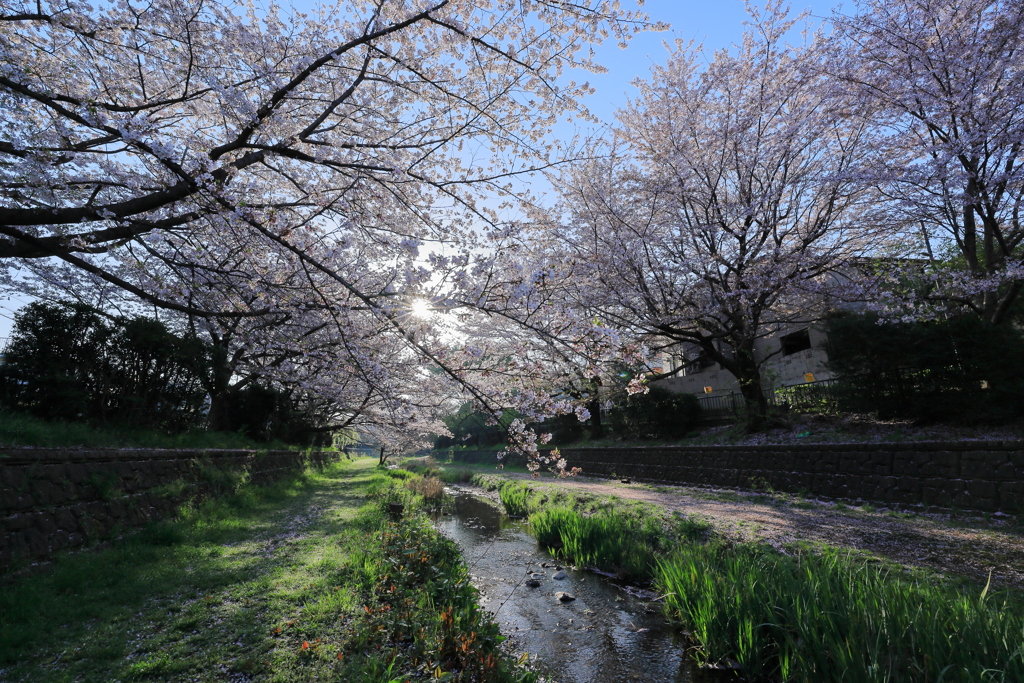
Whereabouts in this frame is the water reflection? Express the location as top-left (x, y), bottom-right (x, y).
top-left (433, 490), bottom-right (734, 683)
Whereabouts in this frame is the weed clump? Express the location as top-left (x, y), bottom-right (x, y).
top-left (529, 506), bottom-right (684, 580)
top-left (498, 481), bottom-right (532, 517)
top-left (405, 476), bottom-right (446, 503)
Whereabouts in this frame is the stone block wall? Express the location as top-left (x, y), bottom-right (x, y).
top-left (0, 448), bottom-right (338, 571)
top-left (450, 442), bottom-right (1023, 513)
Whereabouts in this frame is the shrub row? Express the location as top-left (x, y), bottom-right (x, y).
top-left (824, 312), bottom-right (1024, 424)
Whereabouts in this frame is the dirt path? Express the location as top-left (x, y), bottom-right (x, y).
top-left (488, 472), bottom-right (1024, 591)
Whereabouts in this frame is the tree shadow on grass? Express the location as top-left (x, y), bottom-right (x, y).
top-left (0, 460), bottom-right (376, 683)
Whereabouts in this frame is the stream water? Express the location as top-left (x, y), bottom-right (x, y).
top-left (433, 489), bottom-right (734, 683)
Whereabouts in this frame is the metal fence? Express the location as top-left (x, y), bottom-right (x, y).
top-left (695, 392), bottom-right (745, 421)
top-left (696, 379), bottom-right (843, 423)
top-left (770, 378), bottom-right (842, 414)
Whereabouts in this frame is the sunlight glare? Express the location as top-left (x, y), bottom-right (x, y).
top-left (410, 298), bottom-right (432, 319)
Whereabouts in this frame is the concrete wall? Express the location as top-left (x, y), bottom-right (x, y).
top-left (0, 448), bottom-right (339, 571)
top-left (450, 442), bottom-right (1023, 513)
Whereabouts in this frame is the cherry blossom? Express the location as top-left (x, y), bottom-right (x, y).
top-left (831, 0), bottom-right (1024, 323)
top-left (548, 1), bottom-right (882, 430)
top-left (0, 0), bottom-right (657, 460)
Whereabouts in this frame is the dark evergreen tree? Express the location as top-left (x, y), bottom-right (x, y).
top-left (0, 302), bottom-right (209, 430)
top-left (608, 386), bottom-right (701, 439)
top-left (825, 312), bottom-right (1024, 423)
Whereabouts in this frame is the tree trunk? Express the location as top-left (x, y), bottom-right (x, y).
top-left (588, 377), bottom-right (603, 439)
top-left (587, 397), bottom-right (604, 439)
top-left (205, 343), bottom-right (235, 432)
top-left (378, 446), bottom-right (388, 467)
top-left (207, 391), bottom-right (233, 432)
top-left (730, 342), bottom-right (771, 432)
top-left (738, 376), bottom-right (771, 432)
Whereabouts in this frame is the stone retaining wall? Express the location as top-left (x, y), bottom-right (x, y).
top-left (440, 449), bottom-right (526, 467)
top-left (0, 448), bottom-right (338, 571)
top-left (448, 442), bottom-right (1024, 513)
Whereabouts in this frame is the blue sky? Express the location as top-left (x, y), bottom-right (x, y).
top-left (560, 0), bottom-right (838, 133)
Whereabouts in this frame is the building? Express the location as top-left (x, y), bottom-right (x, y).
top-left (652, 324), bottom-right (833, 399)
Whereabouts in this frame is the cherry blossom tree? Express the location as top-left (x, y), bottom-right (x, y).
top-left (0, 0), bottom-right (648, 290)
top-left (437, 233), bottom-right (661, 459)
top-left (832, 0), bottom-right (1024, 324)
top-left (15, 225), bottom-right (463, 446)
top-left (550, 2), bottom-right (880, 430)
top-left (0, 0), bottom-right (658, 460)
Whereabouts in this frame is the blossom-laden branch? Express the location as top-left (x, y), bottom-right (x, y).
top-left (0, 0), bottom-right (659, 466)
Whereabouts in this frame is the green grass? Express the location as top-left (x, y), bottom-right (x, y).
top-left (658, 545), bottom-right (1024, 682)
top-left (471, 470), bottom-right (1024, 682)
top-left (0, 409), bottom-right (302, 450)
top-left (0, 458), bottom-right (535, 682)
top-left (498, 480), bottom-right (532, 517)
top-left (430, 443), bottom-right (508, 453)
top-left (439, 468), bottom-right (477, 484)
top-left (400, 457), bottom-right (492, 483)
top-left (528, 505), bottom-right (712, 581)
top-left (473, 474), bottom-right (711, 581)
top-left (414, 454), bottom-right (532, 475)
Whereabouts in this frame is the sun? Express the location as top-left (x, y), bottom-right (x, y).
top-left (410, 298), bottom-right (433, 319)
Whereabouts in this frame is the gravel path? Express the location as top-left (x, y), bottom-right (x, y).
top-left (488, 472), bottom-right (1024, 591)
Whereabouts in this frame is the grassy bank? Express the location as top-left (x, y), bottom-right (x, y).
top-left (408, 455), bottom-right (531, 477)
top-left (0, 459), bottom-right (534, 682)
top-left (470, 473), bottom-right (1024, 682)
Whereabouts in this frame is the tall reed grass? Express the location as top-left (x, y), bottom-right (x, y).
top-left (529, 507), bottom-right (666, 578)
top-left (657, 544), bottom-right (1024, 682)
top-left (498, 481), bottom-right (532, 517)
top-left (481, 474), bottom-right (1024, 681)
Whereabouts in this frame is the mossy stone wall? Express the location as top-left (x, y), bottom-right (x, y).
top-left (0, 448), bottom-right (338, 571)
top-left (449, 442), bottom-right (1023, 513)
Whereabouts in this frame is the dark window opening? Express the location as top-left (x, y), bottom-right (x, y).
top-left (697, 353), bottom-right (716, 369)
top-left (781, 329), bottom-right (812, 356)
top-left (682, 349), bottom-right (716, 374)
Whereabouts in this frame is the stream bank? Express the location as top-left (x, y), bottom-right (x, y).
top-left (471, 469), bottom-right (1024, 590)
top-left (434, 488), bottom-right (731, 683)
top-left (445, 472), bottom-right (1024, 682)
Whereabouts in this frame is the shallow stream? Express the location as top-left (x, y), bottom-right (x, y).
top-left (433, 489), bottom-right (733, 683)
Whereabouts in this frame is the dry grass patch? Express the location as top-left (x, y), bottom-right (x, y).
top-left (405, 476), bottom-right (446, 502)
